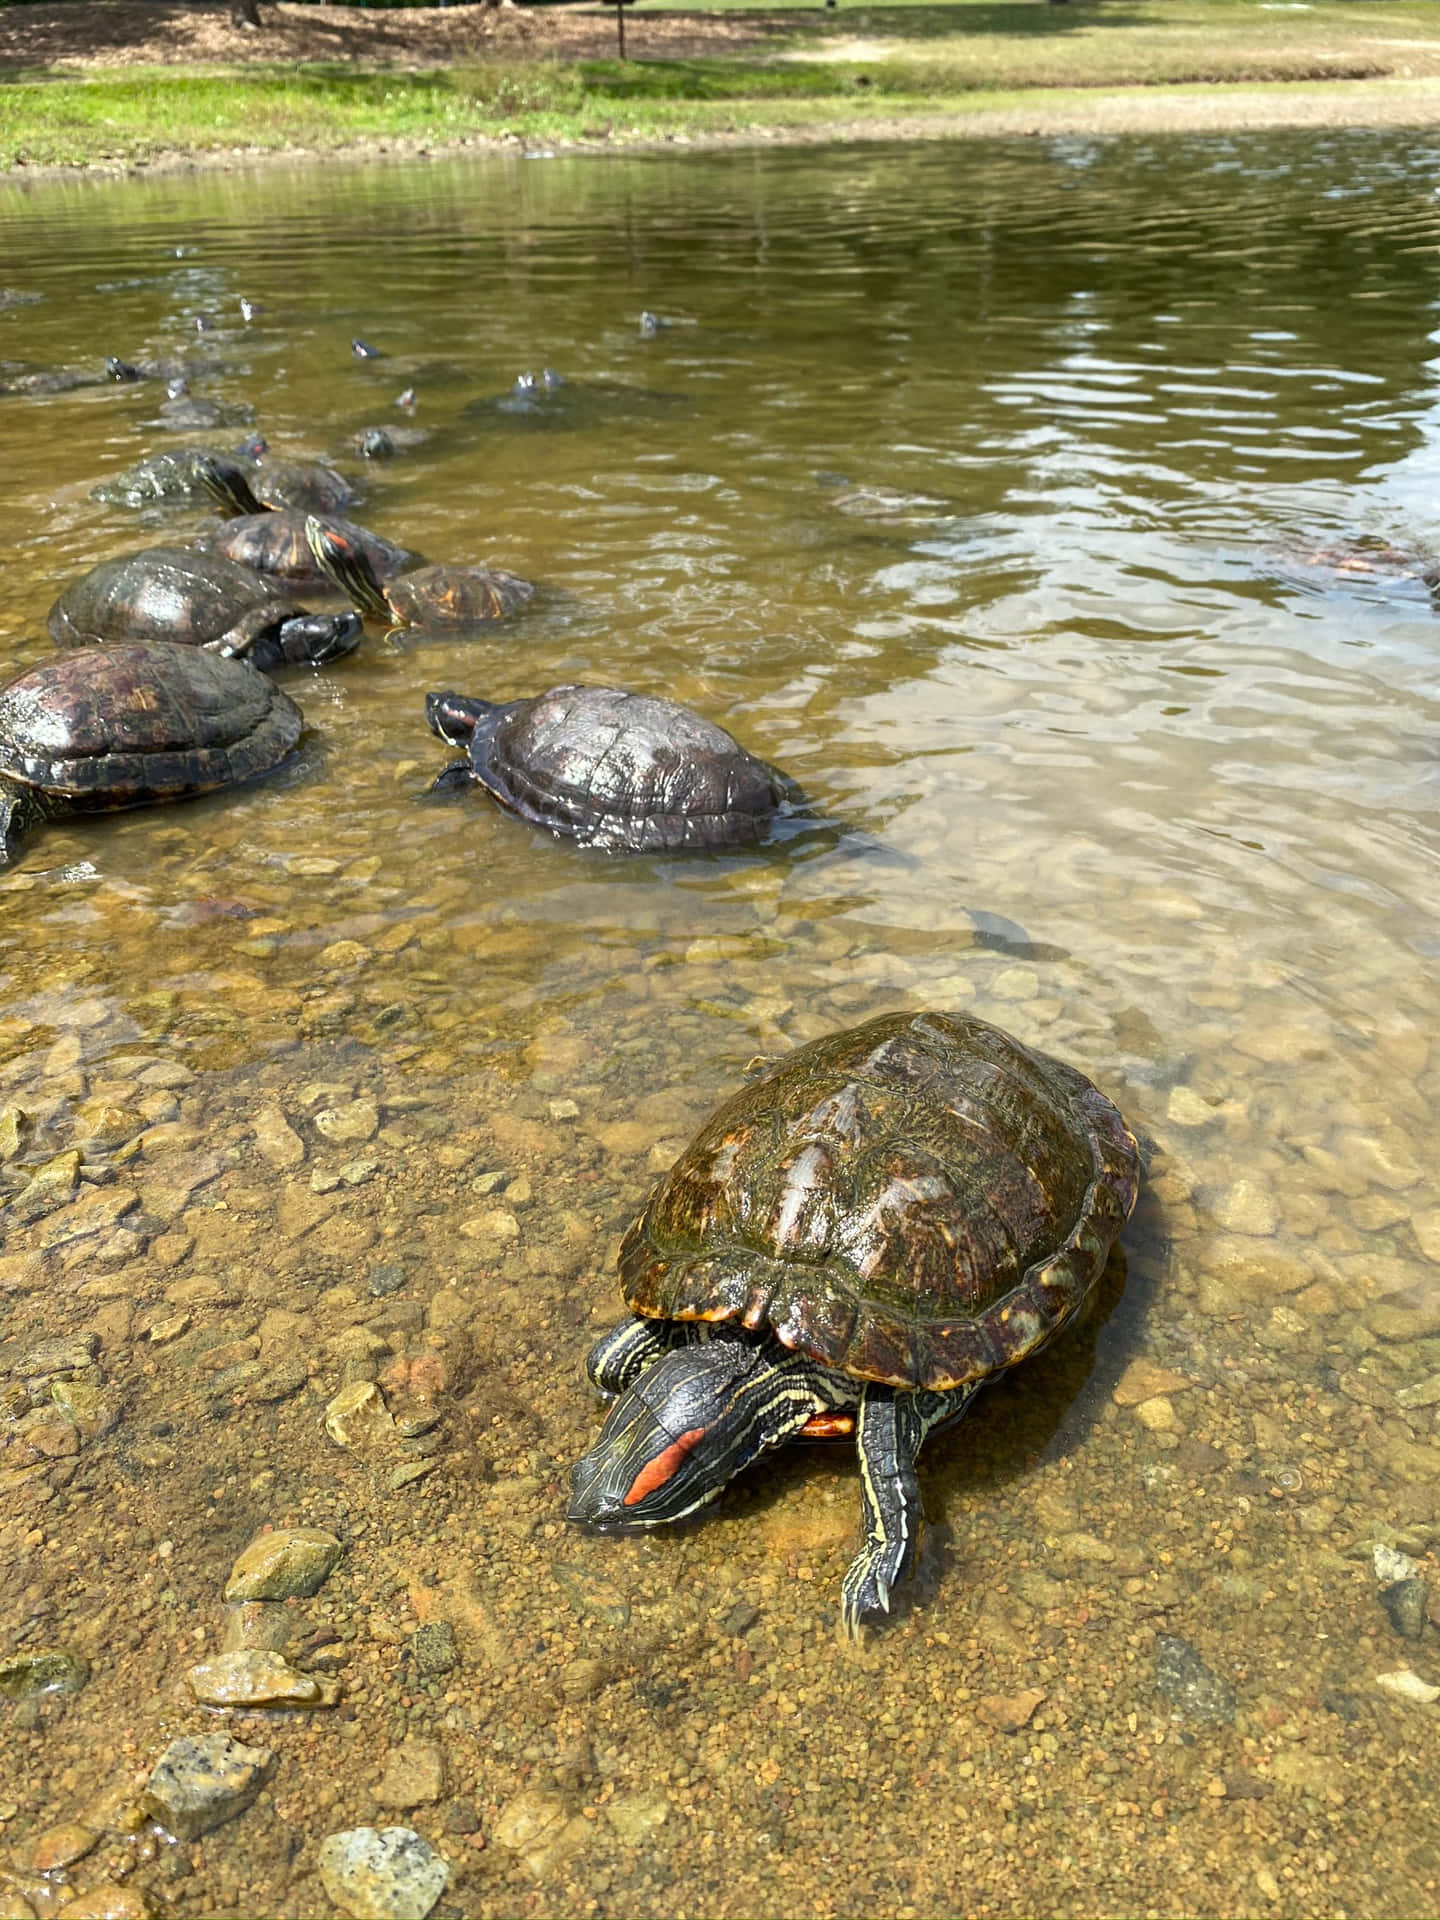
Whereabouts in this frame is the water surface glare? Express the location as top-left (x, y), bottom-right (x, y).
top-left (1, 132), bottom-right (1439, 1917)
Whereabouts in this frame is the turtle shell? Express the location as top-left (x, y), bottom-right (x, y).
top-left (466, 683), bottom-right (788, 851)
top-left (617, 1010), bottom-right (1140, 1393)
top-left (387, 563), bottom-right (534, 630)
top-left (203, 511), bottom-right (416, 588)
top-left (0, 642), bottom-right (302, 806)
top-left (250, 459), bottom-right (356, 514)
top-left (92, 448), bottom-right (256, 509)
top-left (47, 548), bottom-right (295, 650)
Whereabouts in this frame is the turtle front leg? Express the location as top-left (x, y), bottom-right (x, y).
top-left (584, 1315), bottom-right (684, 1396)
top-left (0, 782), bottom-right (45, 870)
top-left (841, 1382), bottom-right (979, 1638)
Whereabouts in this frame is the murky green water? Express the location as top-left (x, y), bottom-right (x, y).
top-left (1, 132), bottom-right (1439, 1919)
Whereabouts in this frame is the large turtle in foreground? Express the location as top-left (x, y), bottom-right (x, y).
top-left (426, 684), bottom-right (792, 851)
top-left (48, 547), bottom-right (362, 671)
top-left (569, 1011), bottom-right (1140, 1635)
top-left (0, 642), bottom-right (302, 867)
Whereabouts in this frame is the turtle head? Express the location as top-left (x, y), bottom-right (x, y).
top-left (195, 454), bottom-right (266, 519)
top-left (304, 516), bottom-right (391, 620)
top-left (568, 1333), bottom-right (807, 1531)
top-left (425, 690), bottom-right (496, 748)
top-left (274, 609), bottom-right (365, 669)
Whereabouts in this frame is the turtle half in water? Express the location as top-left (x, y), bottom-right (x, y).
top-left (425, 684), bottom-right (792, 852)
top-left (195, 456), bottom-right (416, 588)
top-left (48, 547), bottom-right (362, 672)
top-left (306, 518), bottom-right (533, 633)
top-left (92, 438), bottom-right (268, 509)
top-left (0, 642), bottom-right (302, 867)
top-left (570, 1010), bottom-right (1140, 1635)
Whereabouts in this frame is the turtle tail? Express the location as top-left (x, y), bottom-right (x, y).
top-left (304, 516), bottom-right (392, 620)
top-left (195, 454), bottom-right (267, 519)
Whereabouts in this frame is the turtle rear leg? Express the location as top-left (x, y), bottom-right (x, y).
top-left (841, 1382), bottom-right (978, 1638)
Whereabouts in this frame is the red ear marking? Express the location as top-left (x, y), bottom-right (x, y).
top-left (623, 1426), bottom-right (708, 1506)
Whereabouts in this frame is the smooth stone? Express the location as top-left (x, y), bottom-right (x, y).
top-left (975, 1687), bottom-right (1047, 1733)
top-left (54, 1887), bottom-right (150, 1920)
top-left (604, 1789), bottom-right (671, 1844)
top-left (374, 1737), bottom-right (445, 1810)
top-left (142, 1732), bottom-right (274, 1839)
top-left (1411, 1208), bottom-right (1440, 1262)
top-left (253, 1106), bottom-right (305, 1170)
top-left (1375, 1668), bottom-right (1440, 1705)
top-left (1164, 1086), bottom-right (1214, 1128)
top-left (1214, 1179), bottom-right (1278, 1236)
top-left (1112, 1360), bottom-right (1196, 1407)
top-left (991, 965), bottom-right (1039, 1000)
top-left (224, 1528), bottom-right (342, 1603)
top-left (0, 1648), bottom-right (90, 1699)
top-left (314, 1101), bottom-right (380, 1145)
top-left (0, 1105), bottom-right (31, 1160)
top-left (220, 1601), bottom-right (294, 1654)
top-left (14, 1822), bottom-right (99, 1872)
top-left (185, 1650), bottom-right (340, 1709)
top-left (317, 1826), bottom-right (449, 1920)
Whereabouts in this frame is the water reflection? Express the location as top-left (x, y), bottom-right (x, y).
top-left (1, 130), bottom-right (1438, 1918)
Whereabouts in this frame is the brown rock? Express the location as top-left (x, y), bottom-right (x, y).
top-left (55, 1888), bottom-right (150, 1920)
top-left (1112, 1360), bottom-right (1197, 1407)
top-left (976, 1686), bottom-right (1047, 1733)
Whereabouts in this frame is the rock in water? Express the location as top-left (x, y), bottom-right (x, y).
top-left (224, 1527), bottom-right (342, 1602)
top-left (1154, 1633), bottom-right (1237, 1724)
top-left (317, 1827), bottom-right (449, 1920)
top-left (142, 1732), bottom-right (274, 1839)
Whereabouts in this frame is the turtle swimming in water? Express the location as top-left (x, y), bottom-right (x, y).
top-left (195, 455), bottom-right (416, 588)
top-left (47, 547), bottom-right (362, 671)
top-left (0, 642), bottom-right (303, 867)
top-left (426, 684), bottom-right (792, 852)
top-left (569, 1010), bottom-right (1140, 1635)
top-left (306, 518), bottom-right (533, 632)
top-left (92, 438), bottom-right (268, 510)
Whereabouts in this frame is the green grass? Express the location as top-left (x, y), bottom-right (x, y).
top-left (5, 0), bottom-right (1440, 170)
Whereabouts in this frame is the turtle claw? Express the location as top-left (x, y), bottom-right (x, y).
top-left (839, 1535), bottom-right (909, 1639)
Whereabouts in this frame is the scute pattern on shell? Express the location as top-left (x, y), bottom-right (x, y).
top-left (618, 1010), bottom-right (1140, 1391)
top-left (0, 642), bottom-right (302, 804)
top-left (469, 684), bottom-right (787, 851)
top-left (47, 548), bottom-right (290, 649)
top-left (388, 563), bottom-right (534, 629)
top-left (204, 512), bottom-right (416, 588)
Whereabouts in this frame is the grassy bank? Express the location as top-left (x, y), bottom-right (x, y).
top-left (6, 0), bottom-right (1440, 171)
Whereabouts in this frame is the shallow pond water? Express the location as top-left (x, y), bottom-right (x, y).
top-left (0, 130), bottom-right (1438, 1919)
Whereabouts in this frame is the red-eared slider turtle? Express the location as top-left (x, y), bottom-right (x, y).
top-left (0, 642), bottom-right (303, 867)
top-left (195, 456), bottom-right (415, 588)
top-left (92, 439), bottom-right (267, 509)
top-left (47, 547), bottom-right (362, 671)
top-left (569, 1010), bottom-right (1140, 1634)
top-left (425, 684), bottom-right (791, 851)
top-left (307, 518), bottom-right (533, 632)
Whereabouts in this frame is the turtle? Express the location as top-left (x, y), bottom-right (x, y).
top-left (194, 456), bottom-right (416, 588)
top-left (1285, 536), bottom-right (1440, 591)
top-left (0, 641), bottom-right (303, 867)
top-left (568, 1009), bottom-right (1140, 1636)
top-left (306, 518), bottom-right (533, 633)
top-left (425, 683), bottom-right (792, 851)
top-left (92, 438), bottom-right (268, 509)
top-left (47, 547), bottom-right (363, 672)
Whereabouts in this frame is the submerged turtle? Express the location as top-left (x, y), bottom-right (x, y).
top-left (569, 1010), bottom-right (1140, 1635)
top-left (195, 456), bottom-right (416, 588)
top-left (425, 684), bottom-right (791, 851)
top-left (92, 438), bottom-right (267, 509)
top-left (47, 547), bottom-right (362, 671)
top-left (307, 519), bottom-right (533, 632)
top-left (1284, 535), bottom-right (1439, 591)
top-left (0, 642), bottom-right (303, 867)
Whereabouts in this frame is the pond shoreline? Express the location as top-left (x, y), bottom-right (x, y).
top-left (5, 73), bottom-right (1440, 184)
